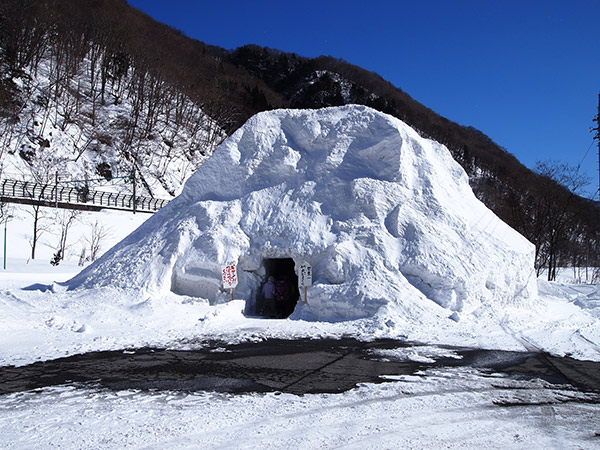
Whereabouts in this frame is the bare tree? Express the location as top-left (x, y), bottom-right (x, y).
top-left (533, 161), bottom-right (590, 280)
top-left (20, 151), bottom-right (68, 260)
top-left (505, 161), bottom-right (592, 281)
top-left (50, 209), bottom-right (80, 265)
top-left (0, 0), bottom-right (50, 73)
top-left (85, 219), bottom-right (112, 262)
top-left (26, 203), bottom-right (52, 260)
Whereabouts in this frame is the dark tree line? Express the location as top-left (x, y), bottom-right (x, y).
top-left (498, 162), bottom-right (597, 280)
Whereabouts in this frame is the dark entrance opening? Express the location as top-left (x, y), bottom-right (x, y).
top-left (256, 258), bottom-right (299, 318)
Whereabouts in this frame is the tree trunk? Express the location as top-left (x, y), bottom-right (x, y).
top-left (31, 207), bottom-right (39, 260)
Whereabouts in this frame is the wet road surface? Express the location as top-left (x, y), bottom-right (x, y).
top-left (1, 338), bottom-right (599, 396)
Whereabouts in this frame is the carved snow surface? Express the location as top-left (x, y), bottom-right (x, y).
top-left (67, 105), bottom-right (537, 321)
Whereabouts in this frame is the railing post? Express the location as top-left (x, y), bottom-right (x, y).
top-left (132, 169), bottom-right (136, 214)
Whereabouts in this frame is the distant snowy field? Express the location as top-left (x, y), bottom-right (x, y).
top-left (1, 205), bottom-right (599, 449)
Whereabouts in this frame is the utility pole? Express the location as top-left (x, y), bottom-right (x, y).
top-left (595, 93), bottom-right (600, 278)
top-left (597, 93), bottom-right (599, 202)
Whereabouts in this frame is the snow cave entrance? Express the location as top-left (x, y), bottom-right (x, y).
top-left (256, 258), bottom-right (299, 319)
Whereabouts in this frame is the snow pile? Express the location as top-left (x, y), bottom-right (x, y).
top-left (68, 105), bottom-right (537, 321)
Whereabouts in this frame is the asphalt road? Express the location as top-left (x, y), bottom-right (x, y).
top-left (1, 338), bottom-right (599, 396)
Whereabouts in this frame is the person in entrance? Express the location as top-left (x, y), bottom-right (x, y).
top-left (261, 276), bottom-right (276, 317)
top-left (274, 278), bottom-right (290, 319)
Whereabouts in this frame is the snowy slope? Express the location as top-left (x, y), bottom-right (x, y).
top-left (0, 53), bottom-right (223, 199)
top-left (67, 105), bottom-right (537, 323)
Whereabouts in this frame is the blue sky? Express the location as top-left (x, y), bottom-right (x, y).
top-left (126, 0), bottom-right (600, 199)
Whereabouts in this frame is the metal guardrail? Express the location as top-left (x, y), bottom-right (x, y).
top-left (0, 178), bottom-right (170, 213)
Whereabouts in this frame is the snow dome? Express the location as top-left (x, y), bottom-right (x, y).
top-left (68, 105), bottom-right (538, 321)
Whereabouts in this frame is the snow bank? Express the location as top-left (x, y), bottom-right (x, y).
top-left (67, 105), bottom-right (537, 321)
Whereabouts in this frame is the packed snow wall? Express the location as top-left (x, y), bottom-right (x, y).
top-left (68, 105), bottom-right (537, 321)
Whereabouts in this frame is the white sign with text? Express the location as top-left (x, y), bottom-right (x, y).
top-left (299, 262), bottom-right (312, 287)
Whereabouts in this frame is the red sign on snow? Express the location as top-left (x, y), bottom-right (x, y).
top-left (222, 264), bottom-right (238, 289)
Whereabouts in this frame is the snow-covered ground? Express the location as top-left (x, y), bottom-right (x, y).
top-left (2, 368), bottom-right (599, 449)
top-left (1, 206), bottom-right (599, 449)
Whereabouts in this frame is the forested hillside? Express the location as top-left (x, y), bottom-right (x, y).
top-left (0, 0), bottom-right (597, 278)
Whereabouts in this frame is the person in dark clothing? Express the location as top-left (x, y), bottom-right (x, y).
top-left (274, 278), bottom-right (289, 318)
top-left (261, 276), bottom-right (276, 317)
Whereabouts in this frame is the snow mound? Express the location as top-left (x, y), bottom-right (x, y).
top-left (68, 105), bottom-right (537, 321)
